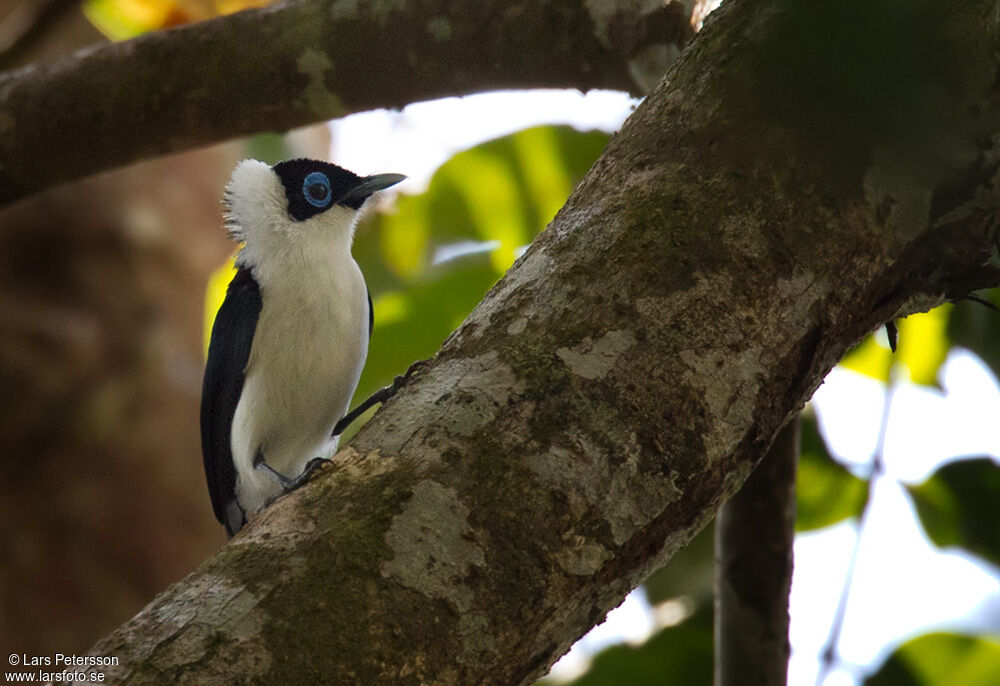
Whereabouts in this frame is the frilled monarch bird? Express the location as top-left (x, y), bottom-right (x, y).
top-left (200, 158), bottom-right (404, 537)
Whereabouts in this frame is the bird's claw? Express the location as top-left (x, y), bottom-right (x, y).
top-left (389, 359), bottom-right (429, 396)
top-left (291, 457), bottom-right (333, 488)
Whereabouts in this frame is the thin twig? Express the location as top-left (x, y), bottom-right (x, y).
top-left (814, 368), bottom-right (898, 685)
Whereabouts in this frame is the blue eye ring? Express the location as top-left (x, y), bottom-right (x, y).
top-left (302, 171), bottom-right (332, 208)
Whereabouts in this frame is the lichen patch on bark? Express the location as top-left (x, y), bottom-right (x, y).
top-left (679, 344), bottom-right (763, 460)
top-left (603, 434), bottom-right (682, 545)
top-left (556, 329), bottom-right (635, 380)
top-left (328, 0), bottom-right (360, 21)
top-left (862, 150), bottom-right (935, 240)
top-left (381, 480), bottom-right (486, 613)
top-left (426, 16), bottom-right (452, 40)
top-left (555, 535), bottom-right (611, 576)
top-left (507, 317), bottom-right (528, 335)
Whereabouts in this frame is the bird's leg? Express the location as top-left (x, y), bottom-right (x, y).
top-left (331, 359), bottom-right (429, 437)
top-left (255, 450), bottom-right (329, 492)
top-left (256, 450), bottom-right (332, 511)
top-left (254, 448), bottom-right (295, 489)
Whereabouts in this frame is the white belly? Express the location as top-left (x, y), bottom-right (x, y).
top-left (231, 258), bottom-right (368, 515)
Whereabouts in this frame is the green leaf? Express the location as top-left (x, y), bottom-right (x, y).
top-left (796, 414), bottom-right (869, 531)
top-left (865, 633), bottom-right (1000, 686)
top-left (83, 0), bottom-right (174, 40)
top-left (906, 457), bottom-right (1000, 568)
top-left (539, 602), bottom-right (714, 686)
top-left (947, 288), bottom-right (1000, 381)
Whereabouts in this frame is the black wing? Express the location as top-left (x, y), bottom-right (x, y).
top-left (367, 288), bottom-right (374, 340)
top-left (200, 266), bottom-right (261, 537)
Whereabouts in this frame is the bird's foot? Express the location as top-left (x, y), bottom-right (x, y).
top-left (288, 457), bottom-right (333, 490)
top-left (384, 359), bottom-right (429, 398)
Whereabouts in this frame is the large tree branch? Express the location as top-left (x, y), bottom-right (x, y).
top-left (80, 0), bottom-right (1000, 683)
top-left (0, 0), bottom-right (694, 206)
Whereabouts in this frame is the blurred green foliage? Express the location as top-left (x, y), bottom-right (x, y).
top-left (643, 524), bottom-right (715, 606)
top-left (866, 633), bottom-right (1000, 685)
top-left (907, 457), bottom-right (1000, 569)
top-left (796, 414), bottom-right (868, 531)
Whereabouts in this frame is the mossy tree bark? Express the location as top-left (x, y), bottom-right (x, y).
top-left (80, 0), bottom-right (1000, 683)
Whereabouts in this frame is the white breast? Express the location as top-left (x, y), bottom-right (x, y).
top-left (230, 251), bottom-right (369, 515)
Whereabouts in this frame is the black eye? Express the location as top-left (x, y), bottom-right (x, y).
top-left (302, 172), bottom-right (332, 208)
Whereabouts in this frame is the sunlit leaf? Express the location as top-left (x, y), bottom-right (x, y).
top-left (865, 632), bottom-right (1000, 685)
top-left (83, 0), bottom-right (181, 40)
top-left (356, 251), bottom-right (500, 398)
top-left (356, 125), bottom-right (609, 286)
top-left (796, 414), bottom-right (868, 531)
top-left (379, 201), bottom-right (432, 279)
top-left (512, 126), bottom-right (573, 232)
top-left (897, 306), bottom-right (950, 386)
top-left (906, 457), bottom-right (1000, 568)
top-left (444, 147), bottom-right (529, 272)
top-left (84, 0), bottom-right (271, 39)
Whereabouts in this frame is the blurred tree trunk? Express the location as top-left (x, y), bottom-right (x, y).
top-left (715, 418), bottom-right (798, 686)
top-left (69, 0), bottom-right (1000, 684)
top-left (0, 3), bottom-right (241, 655)
top-left (0, 147), bottom-right (240, 655)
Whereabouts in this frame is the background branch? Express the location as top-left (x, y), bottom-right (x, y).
top-left (0, 0), bottom-right (695, 206)
top-left (715, 418), bottom-right (799, 686)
